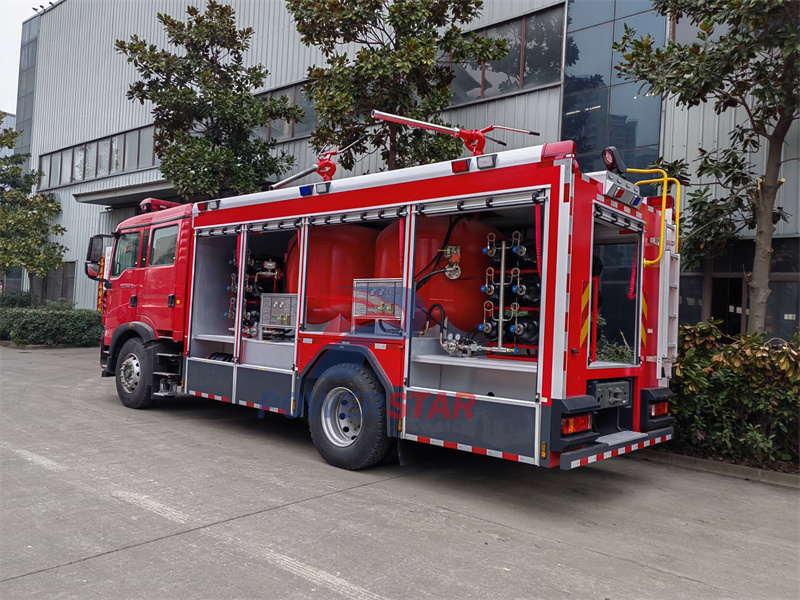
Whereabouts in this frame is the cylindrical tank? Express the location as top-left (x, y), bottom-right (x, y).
top-left (286, 225), bottom-right (379, 324)
top-left (375, 216), bottom-right (501, 331)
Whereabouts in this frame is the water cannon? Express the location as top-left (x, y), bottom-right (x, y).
top-left (371, 110), bottom-right (539, 156)
top-left (269, 137), bottom-right (363, 191)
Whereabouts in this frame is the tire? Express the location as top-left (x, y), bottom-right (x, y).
top-left (115, 338), bottom-right (156, 409)
top-left (307, 363), bottom-right (392, 470)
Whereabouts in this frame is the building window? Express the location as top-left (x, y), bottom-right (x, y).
top-left (73, 145), bottom-right (85, 182)
top-left (139, 126), bottom-right (154, 168)
top-left (97, 139), bottom-right (110, 177)
top-left (37, 124), bottom-right (160, 190)
top-left (43, 262), bottom-right (76, 303)
top-left (124, 130), bottom-right (139, 171)
top-left (85, 141), bottom-right (97, 179)
top-left (261, 83), bottom-right (318, 142)
top-left (451, 5), bottom-right (565, 106)
top-left (38, 154), bottom-right (49, 189)
top-left (110, 134), bottom-right (123, 173)
top-left (60, 149), bottom-right (72, 185)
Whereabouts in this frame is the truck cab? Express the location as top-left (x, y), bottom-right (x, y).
top-left (86, 200), bottom-right (192, 406)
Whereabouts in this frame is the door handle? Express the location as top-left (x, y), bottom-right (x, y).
top-left (130, 295), bottom-right (137, 308)
top-left (168, 294), bottom-right (176, 308)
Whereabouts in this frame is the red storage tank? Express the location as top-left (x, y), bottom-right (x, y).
top-left (375, 216), bottom-right (500, 331)
top-left (286, 225), bottom-right (379, 324)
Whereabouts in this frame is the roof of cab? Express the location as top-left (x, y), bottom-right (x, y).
top-left (115, 203), bottom-right (193, 232)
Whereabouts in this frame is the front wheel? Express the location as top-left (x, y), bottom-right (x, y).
top-left (308, 364), bottom-right (392, 470)
top-left (115, 338), bottom-right (156, 409)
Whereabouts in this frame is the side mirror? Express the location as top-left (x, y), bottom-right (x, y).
top-left (85, 233), bottom-right (114, 282)
top-left (85, 261), bottom-right (102, 281)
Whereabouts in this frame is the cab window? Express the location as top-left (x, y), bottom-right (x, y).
top-left (149, 225), bottom-right (179, 267)
top-left (111, 231), bottom-right (141, 277)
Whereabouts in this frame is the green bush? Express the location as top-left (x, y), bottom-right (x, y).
top-left (0, 308), bottom-right (26, 339)
top-left (0, 307), bottom-right (102, 346)
top-left (0, 290), bottom-right (32, 308)
top-left (44, 297), bottom-right (77, 311)
top-left (671, 321), bottom-right (800, 467)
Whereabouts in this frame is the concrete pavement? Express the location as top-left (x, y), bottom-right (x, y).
top-left (1, 346), bottom-right (798, 599)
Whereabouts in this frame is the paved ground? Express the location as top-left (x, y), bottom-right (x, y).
top-left (1, 347), bottom-right (798, 600)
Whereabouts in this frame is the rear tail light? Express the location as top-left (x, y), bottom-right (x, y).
top-left (561, 414), bottom-right (593, 436)
top-left (649, 402), bottom-right (669, 417)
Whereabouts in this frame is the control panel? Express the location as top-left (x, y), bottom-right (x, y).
top-left (259, 293), bottom-right (298, 339)
top-left (352, 278), bottom-right (404, 320)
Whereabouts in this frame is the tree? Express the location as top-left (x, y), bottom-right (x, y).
top-left (614, 0), bottom-right (800, 334)
top-left (0, 112), bottom-right (66, 307)
top-left (115, 1), bottom-right (302, 200)
top-left (287, 0), bottom-right (507, 171)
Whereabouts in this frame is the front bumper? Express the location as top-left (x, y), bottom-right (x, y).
top-left (560, 427), bottom-right (673, 470)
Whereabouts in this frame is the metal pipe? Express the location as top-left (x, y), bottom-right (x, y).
top-left (371, 110), bottom-right (460, 137)
top-left (498, 241), bottom-right (506, 350)
top-left (269, 164), bottom-right (320, 191)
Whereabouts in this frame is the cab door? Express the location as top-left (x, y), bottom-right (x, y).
top-left (105, 229), bottom-right (144, 331)
top-left (137, 223), bottom-right (182, 338)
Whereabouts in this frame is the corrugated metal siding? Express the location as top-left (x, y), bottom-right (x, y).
top-left (662, 97), bottom-right (800, 237)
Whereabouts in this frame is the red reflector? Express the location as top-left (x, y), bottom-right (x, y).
top-left (561, 414), bottom-right (593, 436)
top-left (650, 402), bottom-right (669, 417)
top-left (451, 159), bottom-right (471, 173)
top-left (197, 202), bottom-right (207, 211)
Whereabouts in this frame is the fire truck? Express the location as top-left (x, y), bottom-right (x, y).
top-left (84, 112), bottom-right (680, 471)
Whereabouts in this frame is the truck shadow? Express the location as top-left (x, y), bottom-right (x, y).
top-left (153, 394), bottom-right (636, 513)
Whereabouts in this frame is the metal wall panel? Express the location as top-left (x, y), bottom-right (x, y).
top-left (662, 97), bottom-right (799, 237)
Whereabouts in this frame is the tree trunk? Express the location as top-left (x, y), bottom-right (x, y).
top-left (28, 271), bottom-right (36, 308)
top-left (748, 192), bottom-right (775, 334)
top-left (746, 114), bottom-right (792, 334)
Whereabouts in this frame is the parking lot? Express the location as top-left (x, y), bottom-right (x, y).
top-left (1, 346), bottom-right (798, 599)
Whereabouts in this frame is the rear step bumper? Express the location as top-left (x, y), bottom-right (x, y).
top-left (560, 427), bottom-right (673, 470)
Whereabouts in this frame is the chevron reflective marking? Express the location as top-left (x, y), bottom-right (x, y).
top-left (405, 434), bottom-right (536, 464)
top-left (188, 390), bottom-right (230, 403)
top-left (569, 434), bottom-right (673, 469)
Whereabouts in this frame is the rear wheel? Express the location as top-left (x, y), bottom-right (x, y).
top-left (115, 338), bottom-right (156, 409)
top-left (308, 364), bottom-right (392, 470)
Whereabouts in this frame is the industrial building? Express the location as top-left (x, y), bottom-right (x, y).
top-left (8, 0), bottom-right (799, 337)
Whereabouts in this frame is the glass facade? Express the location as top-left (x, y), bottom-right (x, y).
top-left (562, 0), bottom-right (666, 173)
top-left (452, 5), bottom-right (565, 105)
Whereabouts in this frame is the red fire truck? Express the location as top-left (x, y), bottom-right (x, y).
top-left (85, 114), bottom-right (680, 471)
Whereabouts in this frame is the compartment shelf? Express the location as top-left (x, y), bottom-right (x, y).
top-left (192, 334), bottom-right (235, 343)
top-left (412, 353), bottom-right (538, 373)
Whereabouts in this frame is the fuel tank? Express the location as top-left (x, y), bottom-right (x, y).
top-left (375, 216), bottom-right (501, 331)
top-left (286, 225), bottom-right (379, 324)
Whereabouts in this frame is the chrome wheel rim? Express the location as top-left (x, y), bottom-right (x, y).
top-left (321, 387), bottom-right (362, 448)
top-left (119, 353), bottom-right (141, 394)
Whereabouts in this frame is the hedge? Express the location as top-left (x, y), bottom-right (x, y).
top-left (0, 290), bottom-right (32, 308)
top-left (0, 306), bottom-right (103, 346)
top-left (671, 321), bottom-right (799, 467)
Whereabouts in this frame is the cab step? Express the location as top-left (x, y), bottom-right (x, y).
top-left (153, 371), bottom-right (179, 377)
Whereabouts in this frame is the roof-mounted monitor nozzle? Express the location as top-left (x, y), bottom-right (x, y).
top-left (371, 110), bottom-right (539, 156)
